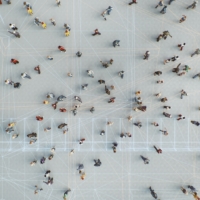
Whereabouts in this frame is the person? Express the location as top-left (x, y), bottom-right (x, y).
top-left (134, 122), bottom-right (142, 128)
top-left (120, 133), bottom-right (126, 138)
top-left (128, 116), bottom-right (133, 121)
top-left (140, 155), bottom-right (150, 164)
top-left (118, 71), bottom-right (124, 79)
top-left (160, 5), bottom-right (167, 14)
top-left (34, 65), bottom-right (41, 74)
top-left (6, 127), bottom-right (14, 134)
top-left (51, 147), bottom-right (56, 153)
top-left (27, 7), bottom-right (33, 15)
top-left (47, 56), bottom-right (53, 60)
top-left (9, 23), bottom-right (17, 30)
top-left (143, 51), bottom-right (150, 60)
top-left (34, 185), bottom-right (43, 194)
top-left (153, 146), bottom-right (162, 153)
top-left (107, 121), bottom-right (113, 126)
top-left (100, 130), bottom-right (105, 136)
top-left (126, 132), bottom-right (132, 137)
top-left (193, 73), bottom-right (200, 79)
top-left (155, 93), bottom-right (161, 97)
top-left (43, 177), bottom-right (53, 185)
top-left (64, 29), bottom-right (70, 37)
top-left (112, 142), bottom-right (118, 153)
top-left (41, 22), bottom-right (47, 29)
top-left (154, 71), bottom-right (162, 76)
top-left (108, 97), bottom-right (115, 103)
top-left (12, 134), bottom-right (19, 139)
top-left (58, 46), bottom-right (66, 52)
top-left (157, 80), bottom-right (164, 84)
top-left (163, 59), bottom-right (170, 65)
top-left (152, 122), bottom-right (159, 127)
top-left (79, 138), bottom-right (85, 145)
top-left (63, 189), bottom-right (71, 200)
top-left (44, 127), bottom-right (51, 132)
top-left (36, 116), bottom-right (43, 121)
top-left (77, 164), bottom-right (84, 171)
top-left (163, 106), bottom-right (171, 110)
top-left (100, 59), bottom-right (113, 68)
top-left (191, 120), bottom-right (200, 126)
top-left (160, 129), bottom-right (168, 135)
top-left (4, 0), bottom-right (11, 4)
top-left (30, 160), bottom-right (37, 166)
top-left (106, 6), bottom-right (113, 14)
top-left (64, 23), bottom-right (71, 30)
top-left (178, 43), bottom-right (186, 50)
top-left (44, 170), bottom-right (51, 177)
top-left (80, 172), bottom-right (86, 180)
top-left (92, 29), bottom-right (101, 36)
top-left (177, 114), bottom-right (185, 120)
top-left (129, 0), bottom-right (137, 5)
top-left (57, 95), bottom-right (66, 102)
top-left (187, 1), bottom-right (198, 9)
top-left (168, 0), bottom-right (175, 4)
top-left (47, 93), bottom-right (55, 99)
top-left (179, 15), bottom-right (186, 23)
top-left (60, 108), bottom-right (67, 112)
top-left (113, 40), bottom-right (120, 47)
top-left (163, 112), bottom-right (172, 118)
top-left (48, 154), bottom-right (54, 160)
top-left (7, 30), bottom-right (20, 38)
top-left (5, 79), bottom-right (14, 85)
top-left (69, 149), bottom-right (74, 155)
top-left (81, 84), bottom-right (88, 90)
top-left (29, 139), bottom-right (37, 144)
top-left (181, 187), bottom-right (188, 195)
top-left (21, 72), bottom-right (31, 79)
top-left (67, 72), bottom-right (73, 77)
top-left (43, 100), bottom-right (49, 104)
top-left (149, 187), bottom-right (157, 199)
top-left (40, 157), bottom-right (46, 164)
top-left (98, 79), bottom-right (105, 84)
top-left (50, 18), bottom-right (56, 26)
top-left (74, 96), bottom-right (82, 103)
top-left (90, 107), bottom-right (95, 113)
top-left (157, 34), bottom-right (163, 42)
top-left (191, 48), bottom-right (200, 57)
top-left (181, 90), bottom-right (188, 99)
top-left (58, 123), bottom-right (68, 129)
top-left (155, 0), bottom-right (164, 8)
top-left (23, 2), bottom-right (32, 9)
top-left (34, 17), bottom-right (41, 26)
top-left (87, 70), bottom-right (94, 78)
top-left (161, 97), bottom-right (167, 102)
top-left (76, 51), bottom-right (82, 57)
top-left (105, 85), bottom-right (111, 95)
top-left (11, 58), bottom-right (19, 64)
top-left (172, 63), bottom-right (181, 73)
top-left (56, 0), bottom-right (61, 6)
top-left (94, 159), bottom-right (102, 167)
top-left (27, 132), bottom-right (37, 138)
top-left (162, 30), bottom-right (172, 39)
top-left (14, 82), bottom-right (21, 88)
top-left (184, 65), bottom-right (192, 72)
top-left (171, 55), bottom-right (179, 61)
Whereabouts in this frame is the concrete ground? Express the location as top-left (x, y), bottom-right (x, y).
top-left (1, 0), bottom-right (200, 199)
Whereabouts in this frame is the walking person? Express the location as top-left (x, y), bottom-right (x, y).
top-left (30, 160), bottom-right (37, 166)
top-left (34, 65), bottom-right (41, 74)
top-left (178, 43), bottom-right (186, 50)
top-left (34, 17), bottom-right (41, 26)
top-left (79, 138), bottom-right (85, 145)
top-left (187, 1), bottom-right (198, 9)
top-left (41, 22), bottom-right (47, 29)
top-left (193, 73), bottom-right (200, 79)
top-left (153, 146), bottom-right (162, 154)
top-left (157, 34), bottom-right (163, 42)
top-left (64, 29), bottom-right (70, 37)
top-left (143, 51), bottom-right (150, 60)
top-left (23, 2), bottom-right (32, 9)
top-left (92, 29), bottom-right (101, 36)
top-left (87, 70), bottom-right (94, 78)
top-left (188, 185), bottom-right (197, 193)
top-left (50, 18), bottom-right (56, 26)
top-left (179, 15), bottom-right (186, 23)
top-left (118, 71), bottom-right (124, 79)
top-left (105, 85), bottom-right (111, 95)
top-left (162, 30), bottom-right (172, 39)
top-left (191, 48), bottom-right (200, 57)
top-left (177, 114), bottom-right (185, 120)
top-left (44, 170), bottom-right (51, 177)
top-left (27, 7), bottom-right (33, 15)
top-left (36, 116), bottom-right (43, 121)
top-left (58, 46), bottom-right (66, 52)
top-left (94, 159), bottom-right (102, 167)
top-left (34, 185), bottom-right (43, 194)
top-left (11, 58), bottom-right (19, 64)
top-left (76, 51), bottom-right (82, 57)
top-left (108, 97), bottom-right (115, 103)
top-left (56, 0), bottom-right (61, 6)
top-left (171, 55), bottom-right (179, 62)
top-left (7, 30), bottom-right (20, 38)
top-left (63, 189), bottom-right (71, 200)
top-left (181, 90), bottom-right (188, 99)
top-left (155, 0), bottom-right (164, 8)
top-left (9, 23), bottom-right (18, 30)
top-left (98, 79), bottom-right (105, 84)
top-left (134, 121), bottom-right (142, 128)
top-left (149, 187), bottom-right (158, 199)
top-left (181, 187), bottom-right (188, 195)
top-left (140, 155), bottom-right (150, 164)
top-left (163, 112), bottom-right (172, 118)
top-left (113, 40), bottom-right (120, 47)
top-left (129, 0), bottom-right (137, 5)
top-left (5, 79), bottom-right (14, 85)
top-left (160, 5), bottom-right (167, 14)
top-left (21, 72), bottom-right (31, 79)
top-left (112, 142), bottom-right (118, 153)
top-left (168, 0), bottom-right (175, 4)
top-left (160, 129), bottom-right (168, 135)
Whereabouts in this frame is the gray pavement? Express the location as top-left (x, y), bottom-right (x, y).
top-left (1, 0), bottom-right (200, 199)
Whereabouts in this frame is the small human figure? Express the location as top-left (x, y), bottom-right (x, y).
top-left (177, 114), bottom-right (185, 120)
top-left (52, 102), bottom-right (58, 110)
top-left (154, 71), bottom-right (162, 76)
top-left (92, 29), bottom-right (101, 36)
top-left (118, 71), bottom-right (124, 79)
top-left (50, 18), bottom-right (56, 26)
top-left (171, 55), bottom-right (179, 62)
top-left (193, 73), bottom-right (200, 79)
top-left (178, 43), bottom-right (186, 50)
top-left (48, 154), bottom-right (54, 160)
top-left (107, 121), bottom-right (113, 126)
top-left (34, 17), bottom-right (41, 26)
top-left (12, 133), bottom-right (19, 139)
top-left (60, 108), bottom-right (67, 112)
top-left (5, 79), bottom-right (14, 85)
top-left (129, 0), bottom-right (137, 5)
top-left (149, 187), bottom-right (157, 199)
top-left (163, 106), bottom-right (171, 110)
top-left (27, 132), bottom-right (37, 138)
top-left (161, 97), bottom-right (168, 102)
top-left (140, 155), bottom-right (150, 164)
top-left (105, 85), bottom-right (111, 95)
top-left (56, 0), bottom-right (61, 6)
top-left (64, 23), bottom-right (71, 30)
top-left (43, 177), bottom-right (53, 185)
top-left (47, 56), bottom-right (53, 60)
top-left (44, 127), bottom-right (51, 132)
top-left (108, 97), bottom-right (115, 103)
top-left (179, 15), bottom-right (186, 23)
top-left (30, 160), bottom-right (37, 166)
top-left (27, 7), bottom-right (33, 15)
top-left (29, 139), bottom-right (37, 144)
top-left (94, 159), bottom-right (102, 167)
top-left (36, 116), bottom-right (43, 121)
top-left (120, 133), bottom-right (126, 138)
top-left (155, 93), bottom-right (161, 97)
top-left (181, 90), bottom-right (188, 99)
top-left (98, 79), bottom-right (105, 84)
top-left (76, 51), bottom-right (82, 57)
top-left (112, 142), bottom-right (118, 153)
top-left (87, 70), bottom-right (94, 78)
top-left (100, 130), bottom-right (105, 136)
top-left (9, 23), bottom-right (18, 30)
top-left (191, 48), bottom-right (200, 57)
top-left (6, 127), bottom-right (14, 134)
top-left (58, 123), bottom-right (68, 129)
top-left (14, 82), bottom-right (21, 88)
top-left (57, 95), bottom-right (66, 102)
top-left (135, 91), bottom-right (141, 96)
top-left (100, 59), bottom-right (113, 68)
top-left (163, 59), bottom-right (170, 65)
top-left (7, 30), bottom-right (20, 38)
top-left (67, 73), bottom-right (73, 77)
top-left (128, 116), bottom-right (133, 121)
top-left (113, 40), bottom-right (120, 47)
top-left (188, 185), bottom-right (197, 193)
top-left (69, 149), bottom-right (74, 155)
top-left (153, 146), bottom-right (162, 154)
top-left (79, 138), bottom-right (85, 145)
top-left (101, 6), bottom-right (113, 20)
top-left (40, 157), bottom-right (46, 164)
top-left (172, 63), bottom-right (181, 73)
top-left (34, 65), bottom-right (41, 74)
top-left (44, 170), bottom-right (51, 177)
top-left (143, 51), bottom-right (150, 60)
top-left (157, 34), bottom-right (163, 42)
top-left (160, 129), bottom-right (168, 135)
top-left (168, 0), bottom-right (175, 5)
top-left (90, 107), bottom-right (95, 113)
top-left (160, 5), bottom-right (167, 14)
top-left (81, 84), bottom-right (88, 90)
top-left (64, 29), bottom-right (70, 37)
top-left (23, 2), bottom-right (32, 9)
top-left (157, 80), bottom-right (164, 84)
top-left (34, 185), bottom-right (43, 194)
top-left (181, 187), bottom-right (188, 195)
top-left (58, 46), bottom-right (66, 52)
top-left (51, 147), bottom-right (56, 153)
top-left (74, 96), bottom-right (82, 103)
top-left (155, 0), bottom-right (164, 8)
top-left (134, 122), bottom-right (142, 128)
top-left (187, 1), bottom-right (198, 9)
top-left (80, 172), bottom-right (86, 180)
top-left (162, 30), bottom-right (172, 39)
top-left (183, 65), bottom-right (191, 72)
top-left (152, 122), bottom-right (159, 127)
top-left (63, 189), bottom-right (71, 200)
top-left (43, 100), bottom-right (49, 104)
top-left (11, 58), bottom-right (19, 64)
top-left (126, 132), bottom-right (132, 137)
top-left (110, 85), bottom-right (115, 90)
top-left (77, 164), bottom-right (84, 171)
top-left (47, 93), bottom-right (55, 99)
top-left (21, 72), bottom-right (31, 79)
top-left (163, 112), bottom-right (172, 118)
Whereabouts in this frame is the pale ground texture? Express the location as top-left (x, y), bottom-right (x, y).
top-left (1, 0), bottom-right (200, 199)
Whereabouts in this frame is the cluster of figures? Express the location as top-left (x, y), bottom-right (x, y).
top-left (3, 0), bottom-right (200, 199)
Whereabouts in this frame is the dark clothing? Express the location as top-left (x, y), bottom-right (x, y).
top-left (149, 187), bottom-right (157, 199)
top-left (129, 0), bottom-right (137, 5)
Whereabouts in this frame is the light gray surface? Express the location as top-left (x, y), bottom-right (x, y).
top-left (1, 0), bottom-right (200, 199)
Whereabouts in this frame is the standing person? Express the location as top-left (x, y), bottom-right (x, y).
top-left (153, 146), bottom-right (162, 154)
top-left (47, 56), bottom-right (53, 60)
top-left (178, 43), bottom-right (186, 50)
top-left (58, 123), bottom-right (67, 129)
top-left (5, 79), bottom-right (14, 85)
top-left (188, 185), bottom-right (197, 193)
top-left (161, 97), bottom-right (167, 102)
top-left (21, 72), bottom-right (31, 79)
top-left (181, 90), bottom-right (188, 99)
top-left (4, 0), bottom-right (11, 4)
top-left (108, 97), bottom-right (115, 103)
top-left (163, 106), bottom-right (171, 110)
top-left (27, 7), bottom-right (33, 15)
top-left (106, 6), bottom-right (113, 15)
top-left (44, 170), bottom-right (51, 177)
top-left (36, 116), bottom-right (43, 121)
top-left (143, 51), bottom-right (150, 60)
top-left (94, 159), bottom-right (102, 167)
top-left (168, 0), bottom-right (175, 4)
top-left (30, 160), bottom-right (37, 166)
top-left (58, 46), bottom-right (66, 52)
top-left (160, 129), bottom-right (168, 135)
top-left (163, 59), bottom-right (170, 65)
top-left (152, 122), bottom-right (159, 127)
top-left (129, 0), bottom-right (137, 5)
top-left (162, 30), bottom-right (172, 39)
top-left (140, 155), bottom-right (150, 164)
top-left (191, 48), bottom-right (200, 57)
top-left (14, 82), bottom-right (21, 88)
top-left (172, 63), bottom-right (181, 73)
top-left (34, 65), bottom-right (41, 74)
top-left (41, 22), bottom-right (47, 29)
top-left (155, 0), bottom-right (164, 8)
top-left (181, 187), bottom-right (188, 195)
top-left (11, 58), bottom-right (19, 64)
top-left (157, 34), bottom-right (163, 42)
top-left (171, 55), bottom-right (179, 61)
top-left (79, 138), bottom-right (85, 145)
top-left (87, 70), bottom-right (94, 78)
top-left (63, 189), bottom-right (71, 200)
top-left (64, 29), bottom-right (70, 37)
top-left (92, 29), bottom-right (101, 36)
top-left (50, 18), bottom-right (56, 26)
top-left (12, 134), bottom-right (19, 139)
top-left (90, 107), bottom-right (95, 113)
top-left (74, 96), bottom-right (82, 103)
top-left (187, 1), bottom-right (198, 9)
top-left (81, 84), bottom-right (88, 90)
top-left (64, 23), bottom-right (71, 30)
top-left (105, 85), bottom-right (111, 95)
top-left (149, 187), bottom-right (158, 199)
top-left (76, 51), bottom-right (82, 57)
top-left (56, 0), bottom-right (61, 6)
top-left (112, 142), bottom-right (118, 153)
top-left (133, 121), bottom-right (142, 128)
top-left (163, 112), bottom-right (172, 118)
top-left (60, 108), bottom-right (67, 112)
top-left (154, 71), bottom-right (162, 76)
top-left (34, 186), bottom-right (43, 194)
top-left (100, 130), bottom-right (105, 136)
top-left (98, 79), bottom-right (105, 84)
top-left (40, 157), bottom-right (46, 164)
top-left (46, 93), bottom-right (55, 99)
top-left (177, 114), bottom-right (185, 120)
top-left (118, 71), bottom-right (124, 79)
top-left (179, 15), bottom-right (186, 23)
top-left (77, 164), bottom-right (84, 171)
top-left (113, 40), bottom-right (120, 47)
top-left (34, 17), bottom-right (41, 26)
top-left (9, 23), bottom-right (18, 30)
top-left (160, 5), bottom-right (167, 14)
top-left (23, 2), bottom-right (32, 9)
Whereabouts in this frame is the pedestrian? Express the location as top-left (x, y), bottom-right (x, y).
top-left (169, 0), bottom-right (175, 4)
top-left (81, 84), bottom-right (88, 90)
top-left (43, 100), bottom-right (49, 104)
top-left (129, 0), bottom-right (137, 5)
top-left (76, 51), bottom-right (82, 57)
top-left (60, 108), bottom-right (67, 112)
top-left (21, 72), bottom-right (31, 79)
top-left (177, 114), bottom-right (185, 120)
top-left (5, 79), bottom-right (14, 85)
top-left (143, 51), bottom-right (150, 60)
top-left (163, 112), bottom-right (172, 118)
top-left (100, 59), bottom-right (113, 68)
top-left (179, 15), bottom-right (186, 23)
top-left (120, 133), bottom-right (126, 138)
top-left (135, 91), bottom-right (141, 96)
top-left (27, 132), bottom-right (37, 138)
top-left (79, 138), bottom-right (85, 145)
top-left (106, 6), bottom-right (113, 15)
top-left (157, 80), bottom-right (164, 84)
top-left (7, 122), bottom-right (16, 128)
top-left (27, 7), bottom-right (33, 15)
top-left (58, 123), bottom-right (67, 129)
top-left (90, 107), bottom-right (95, 113)
top-left (107, 121), bottom-right (113, 126)
top-left (140, 155), bottom-right (150, 164)
top-left (44, 127), bottom-right (51, 132)
top-left (30, 160), bottom-right (37, 166)
top-left (160, 129), bottom-right (169, 135)
top-left (6, 127), bottom-right (14, 134)
top-left (40, 157), bottom-right (46, 164)
top-left (29, 139), bottom-right (37, 144)
top-left (113, 40), bottom-right (120, 47)
top-left (112, 142), bottom-right (118, 153)
top-left (94, 159), bottom-right (102, 167)
top-left (36, 116), bottom-right (43, 121)
top-left (187, 1), bottom-right (198, 9)
top-left (41, 22), bottom-right (47, 29)
top-left (44, 170), bottom-right (51, 177)
top-left (9, 23), bottom-right (18, 30)
top-left (57, 95), bottom-right (66, 102)
top-left (34, 65), bottom-right (41, 74)
top-left (51, 147), bottom-right (56, 153)
top-left (47, 93), bottom-right (55, 99)
top-left (52, 102), bottom-right (57, 110)
top-left (56, 0), bottom-right (61, 6)
top-left (48, 154), bottom-right (54, 160)
top-left (163, 106), bottom-right (171, 110)
top-left (193, 73), bottom-right (200, 79)
top-left (100, 130), bottom-right (105, 136)
top-left (63, 189), bottom-right (71, 200)
top-left (77, 164), bottom-right (84, 171)
top-left (58, 46), bottom-right (66, 52)
top-left (69, 149), bottom-right (74, 155)
top-left (50, 18), bottom-right (56, 26)
top-left (134, 121), bottom-right (142, 128)
top-left (154, 71), bottom-right (162, 76)
top-left (161, 97), bottom-right (167, 102)
top-left (67, 72), bottom-right (73, 77)
top-left (157, 34), bottom-right (163, 42)
top-left (152, 122), bottom-right (159, 127)
top-left (87, 70), bottom-right (94, 78)
top-left (80, 172), bottom-right (86, 180)
top-left (163, 59), bottom-right (170, 65)
top-left (172, 63), bottom-right (181, 73)
top-left (155, 93), bottom-right (161, 97)
top-left (191, 48), bottom-right (200, 57)
top-left (14, 82), bottom-right (21, 88)
top-left (181, 90), bottom-right (188, 99)
top-left (7, 30), bottom-right (20, 38)
top-left (108, 97), bottom-right (115, 103)
top-left (126, 132), bottom-right (132, 137)
top-left (23, 2), bottom-right (32, 9)
top-left (178, 43), bottom-right (186, 50)
top-left (92, 29), bottom-right (101, 36)
top-left (188, 185), bottom-right (197, 193)
top-left (43, 177), bottom-right (53, 185)
top-left (105, 85), bottom-right (111, 95)
top-left (135, 97), bottom-right (142, 105)
top-left (11, 58), bottom-right (19, 64)
top-left (155, 0), bottom-right (164, 8)
top-left (181, 187), bottom-right (188, 195)
top-left (110, 85), bottom-right (115, 90)
top-left (34, 185), bottom-right (43, 194)
top-left (193, 192), bottom-right (200, 200)
top-left (47, 56), bottom-right (53, 60)
top-left (64, 23), bottom-right (71, 30)
top-left (153, 146), bottom-right (162, 153)
top-left (4, 0), bottom-right (11, 4)
top-left (74, 96), bottom-right (82, 103)
top-left (160, 5), bottom-right (167, 14)
top-left (12, 133), bottom-right (19, 139)
top-left (162, 30), bottom-right (172, 39)
top-left (149, 187), bottom-right (157, 199)
top-left (118, 71), bottom-right (124, 79)
top-left (171, 55), bottom-right (179, 62)
top-left (98, 79), bottom-right (105, 84)
top-left (128, 116), bottom-right (133, 121)
top-left (64, 29), bottom-right (70, 37)
top-left (34, 17), bottom-right (41, 26)
top-left (191, 120), bottom-right (200, 126)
